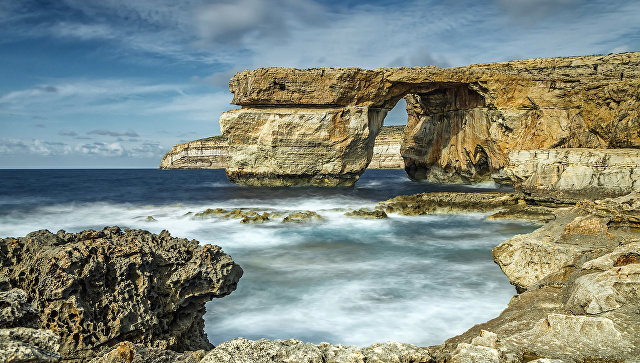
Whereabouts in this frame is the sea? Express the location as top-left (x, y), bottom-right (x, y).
top-left (0, 168), bottom-right (537, 347)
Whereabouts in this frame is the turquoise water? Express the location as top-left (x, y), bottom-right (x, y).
top-left (0, 168), bottom-right (536, 347)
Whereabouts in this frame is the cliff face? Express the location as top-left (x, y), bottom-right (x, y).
top-left (159, 136), bottom-right (229, 169)
top-left (221, 52), bottom-right (640, 190)
top-left (160, 126), bottom-right (405, 170)
top-left (369, 125), bottom-right (405, 169)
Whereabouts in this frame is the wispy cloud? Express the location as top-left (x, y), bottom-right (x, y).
top-left (88, 129), bottom-right (139, 138)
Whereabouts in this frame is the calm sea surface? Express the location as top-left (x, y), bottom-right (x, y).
top-left (0, 169), bottom-right (536, 346)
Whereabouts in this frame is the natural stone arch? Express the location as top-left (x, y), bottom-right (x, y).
top-left (219, 53), bottom-right (640, 187)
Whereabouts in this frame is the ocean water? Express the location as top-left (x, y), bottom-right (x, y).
top-left (0, 169), bottom-right (536, 347)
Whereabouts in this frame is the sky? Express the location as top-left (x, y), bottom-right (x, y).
top-left (1, 0), bottom-right (639, 168)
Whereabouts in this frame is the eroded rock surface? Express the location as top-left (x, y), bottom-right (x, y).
top-left (0, 227), bottom-right (243, 360)
top-left (222, 52), bottom-right (640, 187)
top-left (432, 193), bottom-right (640, 361)
top-left (201, 338), bottom-right (432, 363)
top-left (505, 148), bottom-right (640, 199)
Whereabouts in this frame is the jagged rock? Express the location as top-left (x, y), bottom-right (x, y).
top-left (221, 52), bottom-right (640, 187)
top-left (0, 289), bottom-right (39, 329)
top-left (344, 208), bottom-right (388, 219)
top-left (241, 212), bottom-right (270, 224)
top-left (90, 341), bottom-right (205, 363)
top-left (282, 211), bottom-right (323, 223)
top-left (159, 136), bottom-right (229, 169)
top-left (0, 327), bottom-right (62, 362)
top-left (201, 338), bottom-right (432, 363)
top-left (505, 148), bottom-right (640, 199)
top-left (0, 227), bottom-right (243, 360)
top-left (377, 192), bottom-right (522, 215)
top-left (0, 288), bottom-right (62, 362)
top-left (433, 192), bottom-right (640, 362)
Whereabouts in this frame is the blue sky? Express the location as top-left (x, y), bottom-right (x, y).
top-left (1, 0), bottom-right (639, 168)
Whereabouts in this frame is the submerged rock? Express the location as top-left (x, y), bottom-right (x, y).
top-left (0, 227), bottom-right (243, 360)
top-left (282, 211), bottom-right (324, 223)
top-left (344, 208), bottom-right (388, 219)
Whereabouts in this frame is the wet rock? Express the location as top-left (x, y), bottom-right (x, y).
top-left (194, 208), bottom-right (228, 218)
top-left (241, 212), bottom-right (271, 224)
top-left (344, 208), bottom-right (388, 219)
top-left (378, 192), bottom-right (522, 215)
top-left (282, 211), bottom-right (323, 223)
top-left (0, 227), bottom-right (243, 360)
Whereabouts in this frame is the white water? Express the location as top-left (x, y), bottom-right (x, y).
top-left (0, 169), bottom-right (536, 347)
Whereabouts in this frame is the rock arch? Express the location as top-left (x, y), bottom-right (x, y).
top-left (219, 53), bottom-right (640, 187)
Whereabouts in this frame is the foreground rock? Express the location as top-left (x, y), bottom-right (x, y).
top-left (0, 227), bottom-right (243, 360)
top-left (222, 52), bottom-right (639, 187)
top-left (0, 289), bottom-right (62, 362)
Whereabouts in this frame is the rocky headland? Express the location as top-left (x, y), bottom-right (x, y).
top-left (219, 52), bottom-right (639, 188)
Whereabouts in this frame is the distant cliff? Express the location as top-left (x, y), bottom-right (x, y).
top-left (159, 136), bottom-right (229, 169)
top-left (160, 126), bottom-right (405, 170)
top-left (370, 125), bottom-right (405, 168)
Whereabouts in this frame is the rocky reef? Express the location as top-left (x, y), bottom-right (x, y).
top-left (0, 227), bottom-right (242, 361)
top-left (220, 52), bottom-right (639, 189)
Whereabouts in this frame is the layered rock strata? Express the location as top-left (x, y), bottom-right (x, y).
top-left (221, 52), bottom-right (640, 188)
top-left (369, 125), bottom-right (405, 169)
top-left (0, 227), bottom-right (243, 360)
top-left (159, 136), bottom-right (229, 169)
top-left (160, 126), bottom-right (406, 170)
top-left (505, 148), bottom-right (640, 199)
top-left (433, 193), bottom-right (640, 362)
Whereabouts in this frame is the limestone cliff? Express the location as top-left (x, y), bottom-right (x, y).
top-left (369, 125), bottom-right (405, 169)
top-left (159, 136), bottom-right (229, 169)
top-left (160, 126), bottom-right (405, 170)
top-left (221, 52), bottom-right (640, 189)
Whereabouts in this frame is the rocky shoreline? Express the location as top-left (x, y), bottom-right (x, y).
top-left (3, 191), bottom-right (639, 362)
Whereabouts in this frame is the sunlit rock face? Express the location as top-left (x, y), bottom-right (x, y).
top-left (220, 106), bottom-right (386, 186)
top-left (221, 52), bottom-right (640, 190)
top-left (159, 136), bottom-right (229, 169)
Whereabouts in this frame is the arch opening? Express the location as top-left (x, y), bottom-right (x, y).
top-left (373, 83), bottom-right (495, 183)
